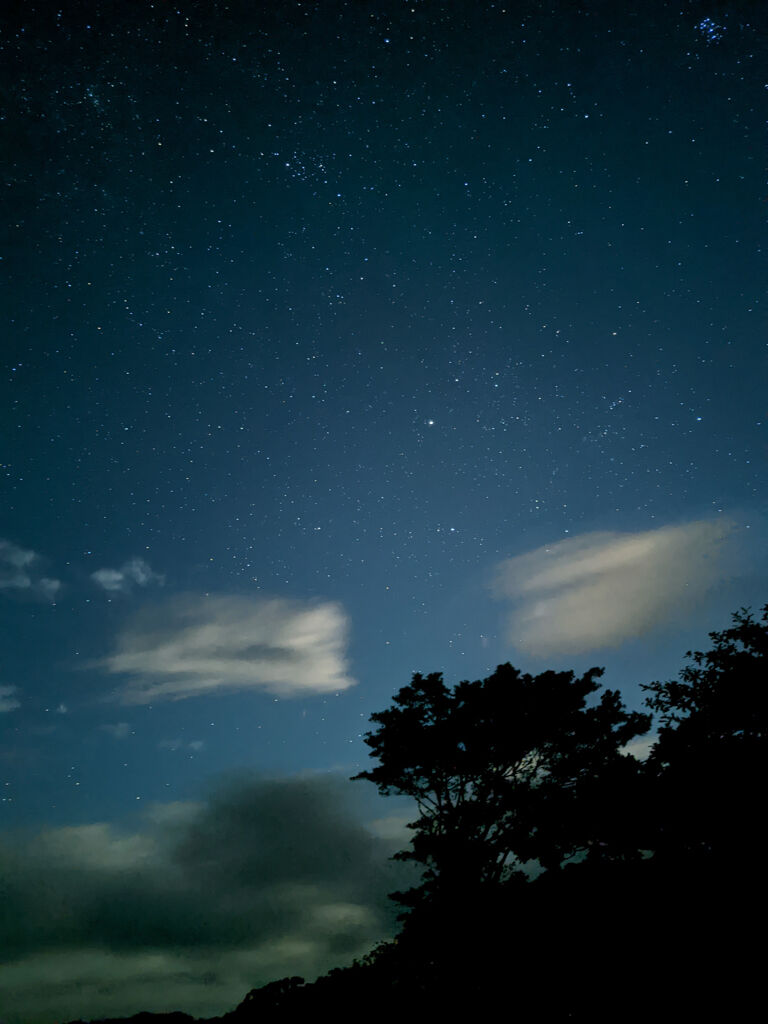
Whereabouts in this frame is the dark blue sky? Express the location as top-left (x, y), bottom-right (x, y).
top-left (1, 2), bottom-right (766, 1020)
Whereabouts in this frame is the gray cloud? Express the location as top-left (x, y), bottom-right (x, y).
top-left (0, 539), bottom-right (61, 602)
top-left (0, 685), bottom-right (21, 713)
top-left (100, 722), bottom-right (132, 739)
top-left (91, 557), bottom-right (164, 593)
top-left (0, 776), bottom-right (414, 1024)
top-left (100, 594), bottom-right (355, 704)
top-left (158, 737), bottom-right (205, 752)
top-left (0, 539), bottom-right (36, 584)
top-left (38, 577), bottom-right (62, 601)
top-left (493, 519), bottom-right (733, 655)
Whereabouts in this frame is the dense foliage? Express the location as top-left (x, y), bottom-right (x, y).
top-left (352, 663), bottom-right (650, 901)
top-left (643, 605), bottom-right (768, 868)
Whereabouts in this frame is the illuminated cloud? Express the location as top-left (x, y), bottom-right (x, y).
top-left (493, 520), bottom-right (733, 655)
top-left (101, 594), bottom-right (355, 704)
top-left (622, 735), bottom-right (658, 762)
top-left (91, 557), bottom-right (164, 594)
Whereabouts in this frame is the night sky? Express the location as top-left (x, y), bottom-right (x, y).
top-left (1, 2), bottom-right (767, 1021)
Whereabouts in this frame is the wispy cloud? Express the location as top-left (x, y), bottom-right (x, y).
top-left (0, 539), bottom-right (35, 585)
top-left (38, 578), bottom-right (62, 601)
top-left (158, 737), bottom-right (205, 752)
top-left (99, 722), bottom-right (132, 739)
top-left (0, 685), bottom-right (21, 713)
top-left (91, 557), bottom-right (164, 594)
top-left (0, 539), bottom-right (61, 602)
top-left (492, 519), bottom-right (733, 655)
top-left (100, 594), bottom-right (355, 704)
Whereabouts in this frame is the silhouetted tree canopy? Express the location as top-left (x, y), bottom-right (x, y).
top-left (644, 604), bottom-right (768, 742)
top-left (642, 604), bottom-right (768, 866)
top-left (352, 662), bottom-right (650, 906)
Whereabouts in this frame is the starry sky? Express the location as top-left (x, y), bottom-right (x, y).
top-left (1, 1), bottom-right (767, 1020)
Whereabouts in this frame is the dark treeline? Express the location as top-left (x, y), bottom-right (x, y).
top-left (68, 605), bottom-right (768, 1023)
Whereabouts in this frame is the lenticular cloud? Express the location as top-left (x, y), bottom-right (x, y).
top-left (493, 520), bottom-right (733, 655)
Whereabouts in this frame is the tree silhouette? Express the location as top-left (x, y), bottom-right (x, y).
top-left (237, 975), bottom-right (305, 1013)
top-left (642, 604), bottom-right (768, 867)
top-left (353, 662), bottom-right (650, 910)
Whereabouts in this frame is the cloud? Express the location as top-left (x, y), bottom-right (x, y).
top-left (366, 813), bottom-right (414, 848)
top-left (91, 557), bottom-right (164, 593)
top-left (0, 776), bottom-right (415, 1024)
top-left (0, 685), bottom-right (21, 713)
top-left (100, 722), bottom-right (132, 739)
top-left (0, 539), bottom-right (61, 602)
top-left (158, 737), bottom-right (205, 752)
top-left (492, 519), bottom-right (733, 655)
top-left (38, 577), bottom-right (62, 600)
top-left (0, 539), bottom-right (36, 584)
top-left (100, 594), bottom-right (355, 704)
top-left (622, 735), bottom-right (658, 762)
